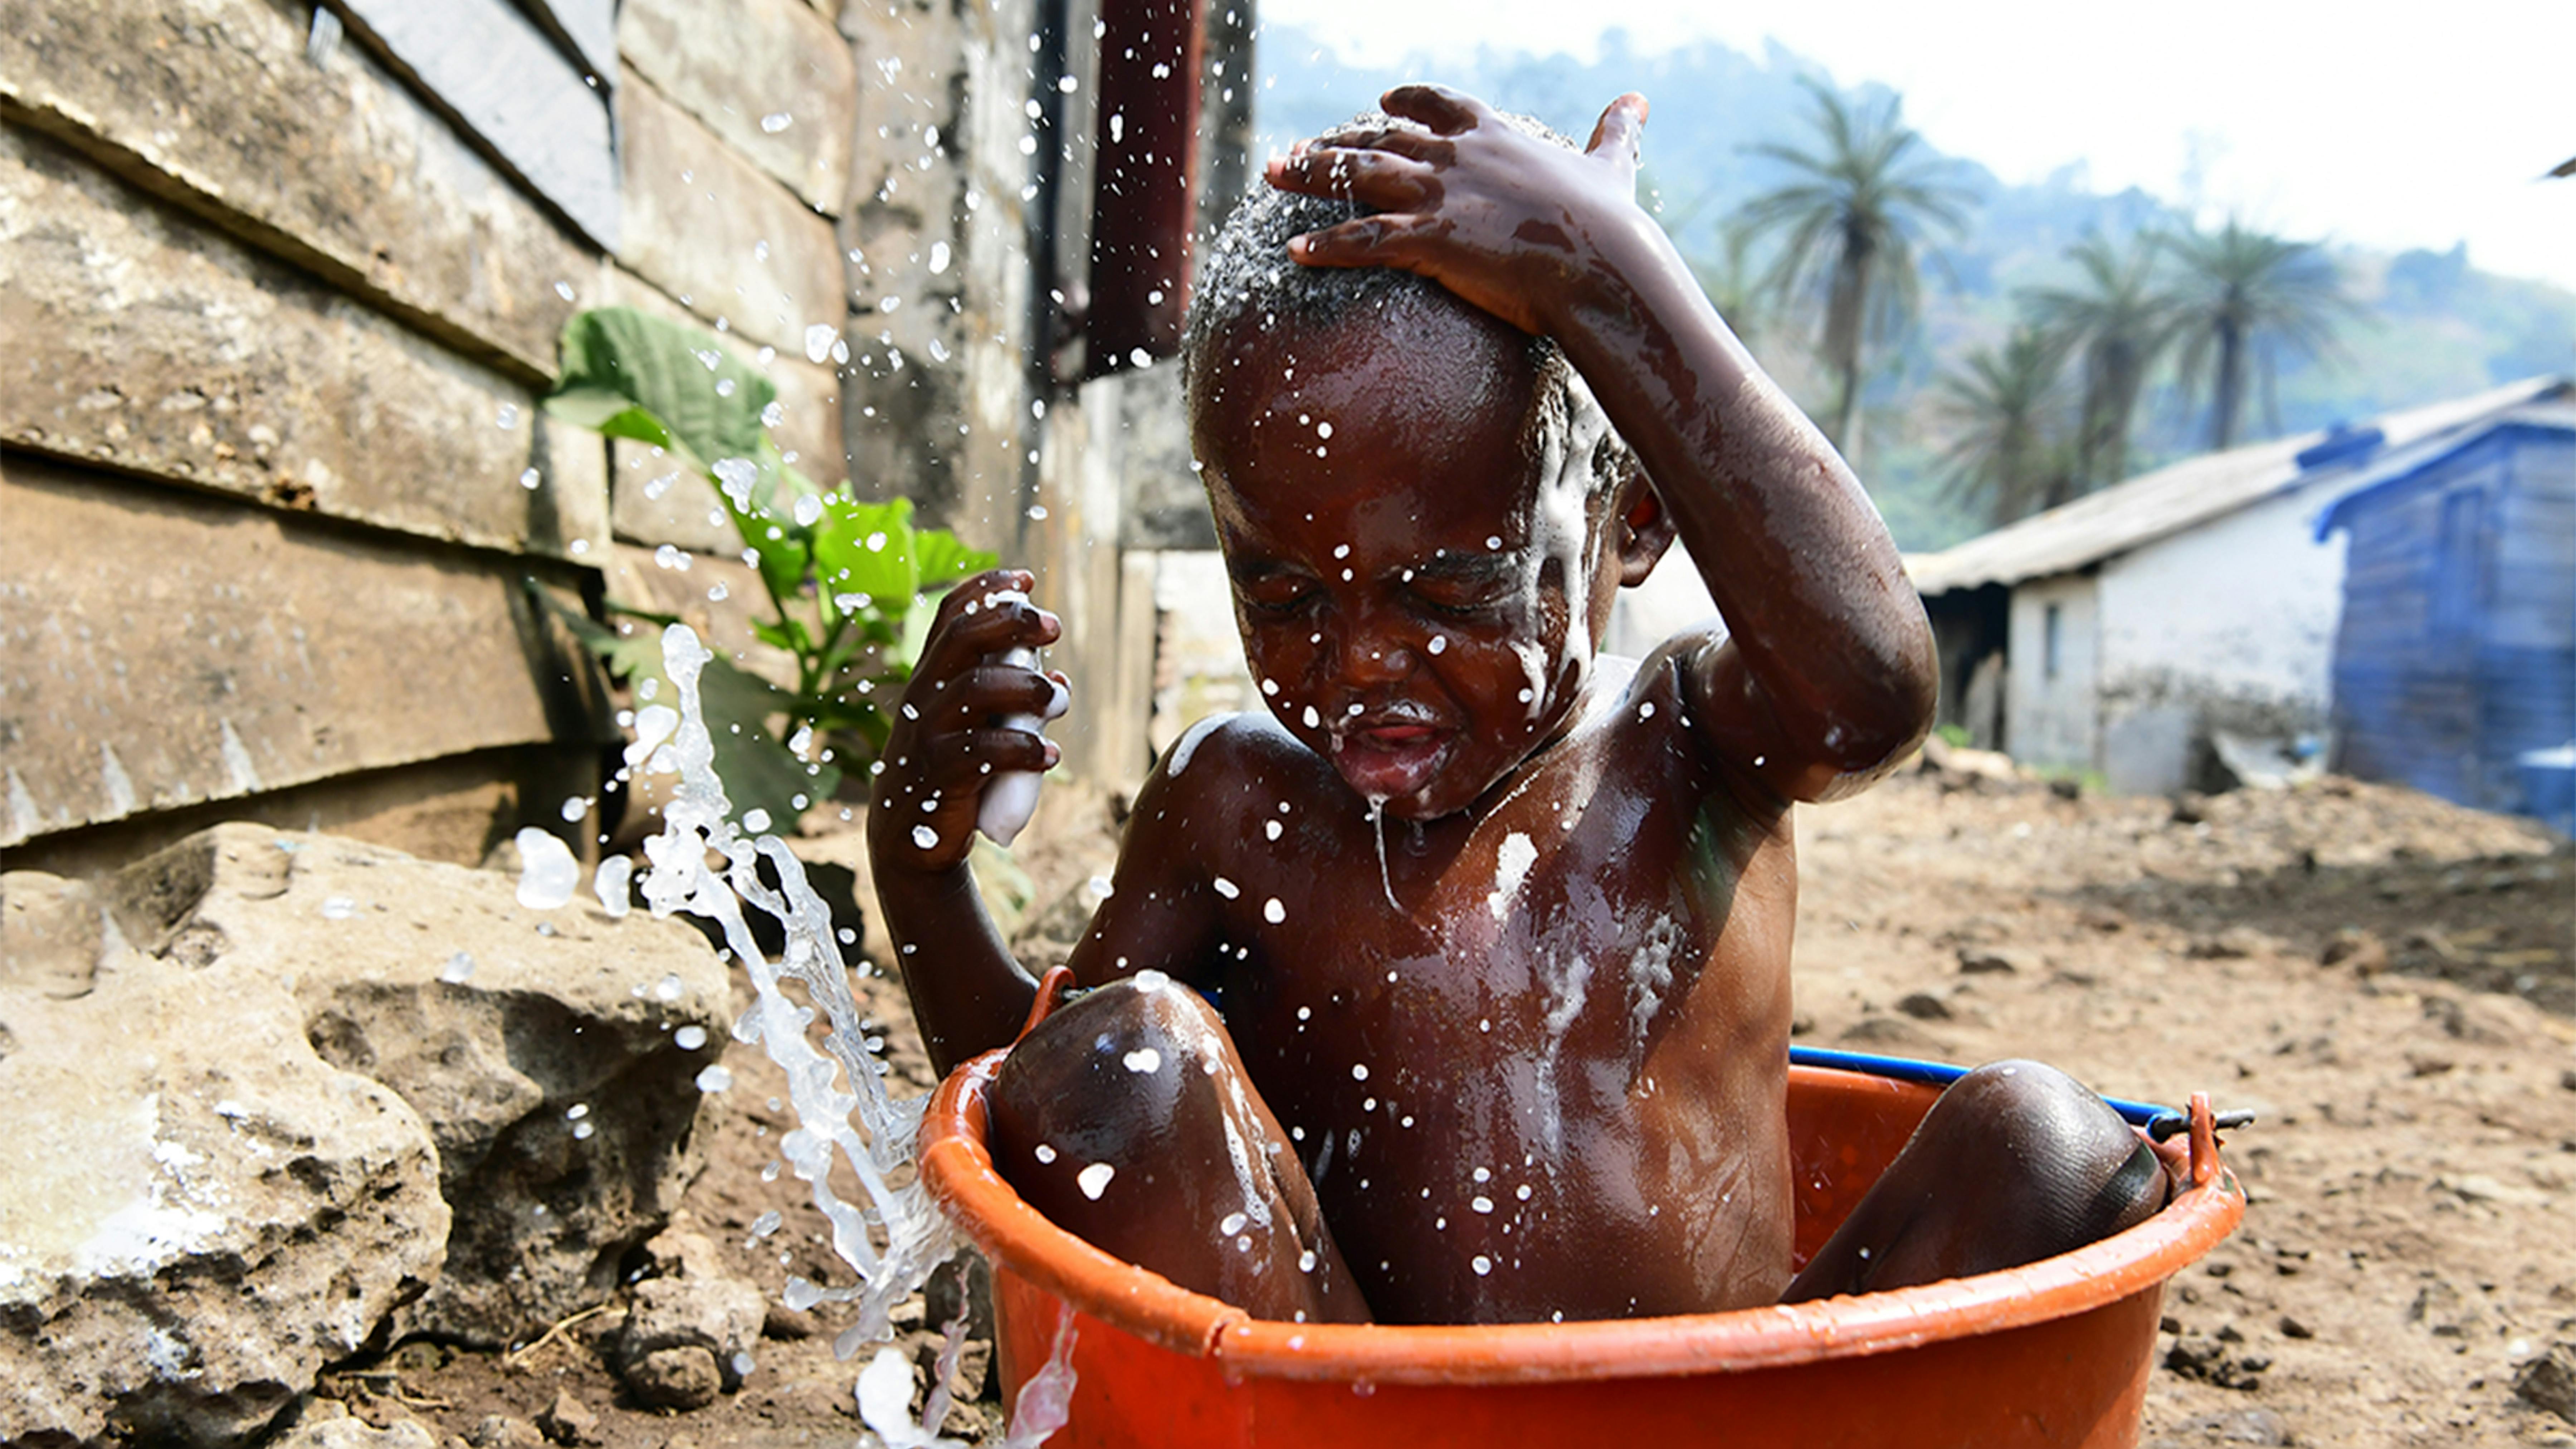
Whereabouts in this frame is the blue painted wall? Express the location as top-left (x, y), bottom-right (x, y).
top-left (2325, 420), bottom-right (2576, 829)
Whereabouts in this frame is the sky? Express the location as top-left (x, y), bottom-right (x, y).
top-left (1257, 0), bottom-right (2576, 291)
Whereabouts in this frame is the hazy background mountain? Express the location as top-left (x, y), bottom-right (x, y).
top-left (1246, 25), bottom-right (2576, 551)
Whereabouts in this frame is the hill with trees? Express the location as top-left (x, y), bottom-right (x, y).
top-left (1247, 25), bottom-right (2576, 551)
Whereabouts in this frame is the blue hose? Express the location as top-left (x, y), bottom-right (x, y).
top-left (1789, 1044), bottom-right (2205, 1141)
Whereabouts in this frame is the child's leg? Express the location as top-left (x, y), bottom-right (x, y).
top-left (987, 975), bottom-right (1371, 1323)
top-left (1783, 1060), bottom-right (2172, 1302)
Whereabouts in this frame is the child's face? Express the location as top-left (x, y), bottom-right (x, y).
top-left (1190, 302), bottom-right (1610, 820)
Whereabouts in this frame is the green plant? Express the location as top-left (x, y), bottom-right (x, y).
top-left (540, 307), bottom-right (993, 829)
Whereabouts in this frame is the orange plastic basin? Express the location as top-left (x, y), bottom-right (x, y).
top-left (919, 1053), bottom-right (2243, 1448)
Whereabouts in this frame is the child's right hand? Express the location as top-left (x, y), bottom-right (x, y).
top-left (869, 568), bottom-right (1066, 874)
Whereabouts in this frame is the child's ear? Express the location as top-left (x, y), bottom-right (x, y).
top-left (1613, 468), bottom-right (1676, 586)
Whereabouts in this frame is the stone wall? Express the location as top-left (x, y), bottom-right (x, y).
top-left (1, 0), bottom-right (1212, 873)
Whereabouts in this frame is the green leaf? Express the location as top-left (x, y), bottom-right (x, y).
top-left (696, 652), bottom-right (836, 828)
top-left (912, 526), bottom-right (997, 589)
top-left (812, 495), bottom-right (919, 607)
top-left (547, 308), bottom-right (776, 470)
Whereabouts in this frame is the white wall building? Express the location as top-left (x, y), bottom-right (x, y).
top-left (1908, 379), bottom-right (2560, 795)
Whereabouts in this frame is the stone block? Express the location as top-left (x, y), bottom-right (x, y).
top-left (615, 78), bottom-right (843, 358)
top-left (618, 0), bottom-right (854, 216)
top-left (0, 458), bottom-right (610, 846)
top-left (0, 0), bottom-right (592, 377)
top-left (0, 870), bottom-right (447, 1449)
top-left (1, 126), bottom-right (608, 561)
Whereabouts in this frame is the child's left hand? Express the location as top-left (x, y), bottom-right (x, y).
top-left (1264, 84), bottom-right (1654, 338)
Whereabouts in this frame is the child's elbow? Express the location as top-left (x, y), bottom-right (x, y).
top-left (1810, 635), bottom-right (1938, 797)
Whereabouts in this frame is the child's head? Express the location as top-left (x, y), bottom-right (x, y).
top-left (1181, 117), bottom-right (1673, 819)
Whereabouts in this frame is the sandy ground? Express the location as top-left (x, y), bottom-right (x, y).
top-left (302, 763), bottom-right (2575, 1449)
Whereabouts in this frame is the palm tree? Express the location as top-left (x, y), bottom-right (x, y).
top-left (2020, 232), bottom-right (2177, 488)
top-left (2165, 219), bottom-right (2355, 449)
top-left (1935, 327), bottom-right (2074, 526)
top-left (1735, 78), bottom-right (1977, 460)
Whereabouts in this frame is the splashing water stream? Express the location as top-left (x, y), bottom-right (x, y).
top-left (633, 624), bottom-right (1075, 1438)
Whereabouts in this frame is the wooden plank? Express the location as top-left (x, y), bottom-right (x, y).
top-left (0, 126), bottom-right (607, 562)
top-left (525, 0), bottom-right (616, 82)
top-left (614, 77), bottom-right (845, 358)
top-left (331, 0), bottom-right (619, 248)
top-left (0, 0), bottom-right (592, 379)
top-left (616, 0), bottom-right (854, 216)
top-left (0, 457), bottom-right (611, 847)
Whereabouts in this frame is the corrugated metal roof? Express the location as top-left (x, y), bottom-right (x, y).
top-left (1904, 376), bottom-right (2568, 596)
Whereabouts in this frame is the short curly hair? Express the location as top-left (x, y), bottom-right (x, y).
top-left (1181, 111), bottom-right (1636, 500)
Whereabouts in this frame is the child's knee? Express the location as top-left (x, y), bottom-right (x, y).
top-left (990, 975), bottom-right (1240, 1165)
top-left (1938, 1059), bottom-right (2165, 1237)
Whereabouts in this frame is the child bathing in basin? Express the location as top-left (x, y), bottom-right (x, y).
top-left (870, 85), bottom-right (2174, 1326)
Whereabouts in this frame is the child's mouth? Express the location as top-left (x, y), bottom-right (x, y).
top-left (1330, 719), bottom-right (1452, 800)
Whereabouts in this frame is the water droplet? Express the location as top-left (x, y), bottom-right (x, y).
top-left (553, 280), bottom-right (576, 302)
top-left (440, 951), bottom-right (475, 984)
top-left (1301, 705), bottom-right (1320, 729)
top-left (1428, 635), bottom-right (1448, 655)
top-left (731, 1351), bottom-right (755, 1379)
top-left (1264, 898), bottom-right (1285, 923)
top-left (1638, 701), bottom-right (1656, 719)
top-left (321, 894), bottom-right (357, 920)
top-left (571, 1120), bottom-right (595, 1140)
top-left (1485, 535), bottom-right (1501, 550)
top-left (794, 493), bottom-right (823, 527)
top-left (1121, 1047), bottom-right (1163, 1073)
top-left (675, 1024), bottom-right (709, 1050)
top-left (804, 323), bottom-right (838, 364)
top-left (1219, 1211), bottom-right (1248, 1235)
top-left (515, 827), bottom-right (579, 909)
top-left (1034, 1143), bottom-right (1058, 1163)
top-left (696, 1064), bottom-right (734, 1093)
top-left (519, 467), bottom-right (542, 490)
top-left (912, 824), bottom-right (940, 850)
top-left (1471, 1195), bottom-right (1494, 1214)
top-left (1077, 1162), bottom-right (1115, 1199)
top-left (752, 1209), bottom-right (784, 1237)
top-left (1472, 1255), bottom-right (1492, 1276)
top-left (742, 808), bottom-right (772, 833)
top-left (1297, 1250), bottom-right (1317, 1272)
top-left (760, 111), bottom-right (793, 132)
top-left (1213, 876), bottom-right (1239, 899)
top-left (1265, 820), bottom-right (1283, 841)
top-left (1350, 1063), bottom-right (1368, 1082)
top-left (495, 404), bottom-right (519, 429)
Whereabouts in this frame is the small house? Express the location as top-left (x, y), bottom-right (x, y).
top-left (1905, 378), bottom-right (2567, 795)
top-left (2315, 391), bottom-right (2576, 827)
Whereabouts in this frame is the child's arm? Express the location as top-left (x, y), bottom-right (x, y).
top-left (1268, 86), bottom-right (1937, 802)
top-left (868, 569), bottom-right (1065, 1073)
top-left (870, 570), bottom-right (1232, 1073)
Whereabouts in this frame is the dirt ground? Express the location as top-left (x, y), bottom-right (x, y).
top-left (301, 762), bottom-right (2575, 1449)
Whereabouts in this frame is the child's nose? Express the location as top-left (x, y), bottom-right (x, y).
top-left (1336, 635), bottom-right (1415, 687)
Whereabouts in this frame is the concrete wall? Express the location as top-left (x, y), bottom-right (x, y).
top-left (2089, 478), bottom-right (2354, 794)
top-left (0, 0), bottom-right (1155, 871)
top-left (2004, 572), bottom-right (2101, 775)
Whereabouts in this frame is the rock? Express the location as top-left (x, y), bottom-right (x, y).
top-left (268, 1417), bottom-right (440, 1449)
top-left (467, 1415), bottom-right (548, 1449)
top-left (2322, 928), bottom-right (2388, 974)
top-left (1896, 991), bottom-right (1953, 1021)
top-left (92, 823), bottom-right (728, 1345)
top-left (1957, 946), bottom-right (2039, 975)
top-left (628, 1345), bottom-right (726, 1410)
top-left (537, 1389), bottom-right (601, 1446)
top-left (2164, 1331), bottom-right (2269, 1389)
top-left (619, 1224), bottom-right (766, 1403)
top-left (0, 870), bottom-right (447, 1449)
top-left (1839, 1014), bottom-right (1942, 1049)
top-left (2517, 1342), bottom-right (2576, 1423)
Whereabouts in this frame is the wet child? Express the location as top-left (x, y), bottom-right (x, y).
top-left (870, 85), bottom-right (2172, 1325)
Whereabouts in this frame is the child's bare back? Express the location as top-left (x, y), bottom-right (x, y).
top-left (872, 84), bottom-right (2172, 1327)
